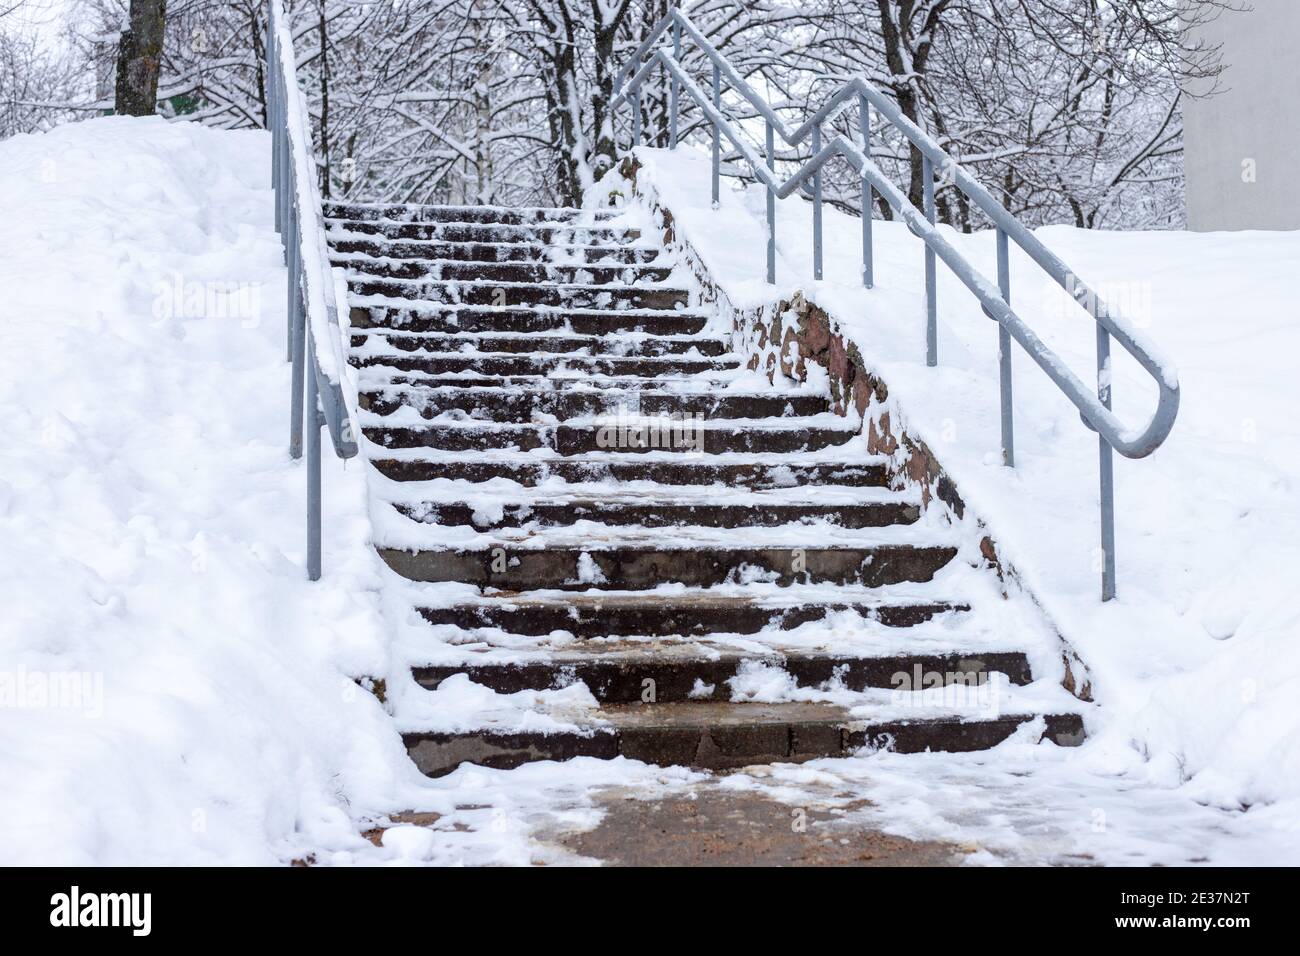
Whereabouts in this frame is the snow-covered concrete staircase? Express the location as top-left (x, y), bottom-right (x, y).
top-left (325, 201), bottom-right (1086, 776)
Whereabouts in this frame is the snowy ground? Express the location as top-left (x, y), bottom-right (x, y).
top-left (2, 117), bottom-right (1296, 865)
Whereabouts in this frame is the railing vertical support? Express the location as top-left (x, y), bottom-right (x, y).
top-left (289, 252), bottom-right (305, 460)
top-left (922, 155), bottom-right (937, 366)
top-left (276, 135), bottom-right (286, 251)
top-left (1097, 327), bottom-right (1116, 601)
top-left (305, 344), bottom-right (322, 582)
top-left (996, 228), bottom-right (1014, 467)
top-left (270, 59), bottom-right (280, 230)
top-left (272, 130), bottom-right (281, 232)
top-left (811, 125), bottom-right (823, 281)
top-left (632, 84), bottom-right (642, 148)
top-left (711, 62), bottom-right (721, 208)
top-left (859, 94), bottom-right (873, 289)
top-left (669, 22), bottom-right (681, 148)
top-left (765, 120), bottom-right (775, 284)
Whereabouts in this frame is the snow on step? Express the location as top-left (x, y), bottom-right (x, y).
top-left (331, 251), bottom-right (673, 286)
top-left (365, 452), bottom-right (895, 488)
top-left (323, 201), bottom-right (620, 225)
top-left (401, 698), bottom-right (1086, 776)
top-left (351, 329), bottom-right (733, 357)
top-left (349, 301), bottom-right (715, 336)
top-left (329, 236), bottom-right (663, 265)
top-left (327, 217), bottom-right (641, 245)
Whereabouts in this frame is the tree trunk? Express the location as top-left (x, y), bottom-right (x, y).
top-left (589, 6), bottom-right (620, 179)
top-left (471, 0), bottom-right (496, 204)
top-left (551, 44), bottom-right (584, 205)
top-left (115, 0), bottom-right (167, 116)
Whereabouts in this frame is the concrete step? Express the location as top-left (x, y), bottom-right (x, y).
top-left (416, 592), bottom-right (961, 636)
top-left (403, 703), bottom-right (1086, 776)
top-left (328, 218), bottom-right (639, 245)
top-left (351, 330), bottom-right (731, 357)
top-left (328, 236), bottom-right (661, 265)
top-left (360, 386), bottom-right (830, 421)
top-left (412, 647), bottom-right (1031, 702)
top-left (347, 276), bottom-right (691, 311)
top-left (334, 255), bottom-right (673, 287)
top-left (323, 202), bottom-right (617, 225)
top-left (395, 495), bottom-right (919, 530)
top-left (363, 418), bottom-right (858, 454)
top-left (352, 353), bottom-right (738, 379)
top-left (377, 542), bottom-right (958, 588)
top-left (368, 455), bottom-right (892, 487)
top-left (350, 304), bottom-right (711, 336)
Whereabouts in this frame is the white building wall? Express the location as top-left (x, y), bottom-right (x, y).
top-left (1182, 0), bottom-right (1300, 231)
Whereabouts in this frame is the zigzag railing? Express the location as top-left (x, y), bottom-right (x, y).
top-left (613, 9), bottom-right (1180, 601)
top-left (266, 0), bottom-right (358, 580)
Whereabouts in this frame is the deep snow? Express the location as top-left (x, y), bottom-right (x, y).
top-left (0, 116), bottom-right (686, 865)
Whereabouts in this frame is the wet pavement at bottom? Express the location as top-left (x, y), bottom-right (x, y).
top-left (538, 785), bottom-right (964, 866)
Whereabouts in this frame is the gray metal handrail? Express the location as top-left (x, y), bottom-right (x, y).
top-left (265, 0), bottom-right (358, 580)
top-left (613, 9), bottom-right (1181, 601)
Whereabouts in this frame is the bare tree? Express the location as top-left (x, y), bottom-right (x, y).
top-left (682, 0), bottom-right (1240, 229)
top-left (32, 0), bottom-right (1243, 228)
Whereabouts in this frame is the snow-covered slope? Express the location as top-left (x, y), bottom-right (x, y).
top-left (624, 146), bottom-right (1300, 814)
top-left (0, 117), bottom-right (686, 865)
top-left (0, 116), bottom-right (392, 863)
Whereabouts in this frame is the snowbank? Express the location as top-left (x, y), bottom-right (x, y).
top-left (0, 116), bottom-right (682, 865)
top-left (0, 115), bottom-right (402, 863)
top-left (624, 145), bottom-right (1300, 813)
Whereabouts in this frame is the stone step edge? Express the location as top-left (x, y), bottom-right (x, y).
top-left (411, 649), bottom-right (1034, 698)
top-left (402, 710), bottom-right (1087, 776)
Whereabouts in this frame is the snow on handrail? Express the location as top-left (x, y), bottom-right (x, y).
top-left (266, 0), bottom-right (358, 580)
top-left (613, 9), bottom-right (1181, 601)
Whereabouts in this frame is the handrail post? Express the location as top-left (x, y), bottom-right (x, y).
top-left (996, 228), bottom-right (1014, 466)
top-left (276, 130), bottom-right (286, 250)
top-left (811, 125), bottom-right (823, 281)
top-left (765, 120), bottom-right (776, 283)
top-left (289, 242), bottom-right (305, 460)
top-left (306, 343), bottom-right (322, 582)
top-left (922, 155), bottom-right (937, 366)
top-left (282, 124), bottom-right (292, 362)
top-left (277, 73), bottom-right (288, 258)
top-left (859, 93), bottom-right (873, 289)
top-left (1097, 326), bottom-right (1116, 601)
top-left (269, 20), bottom-right (280, 230)
top-left (711, 62), bottom-right (721, 208)
top-left (669, 21), bottom-right (681, 148)
top-left (632, 83), bottom-right (642, 148)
